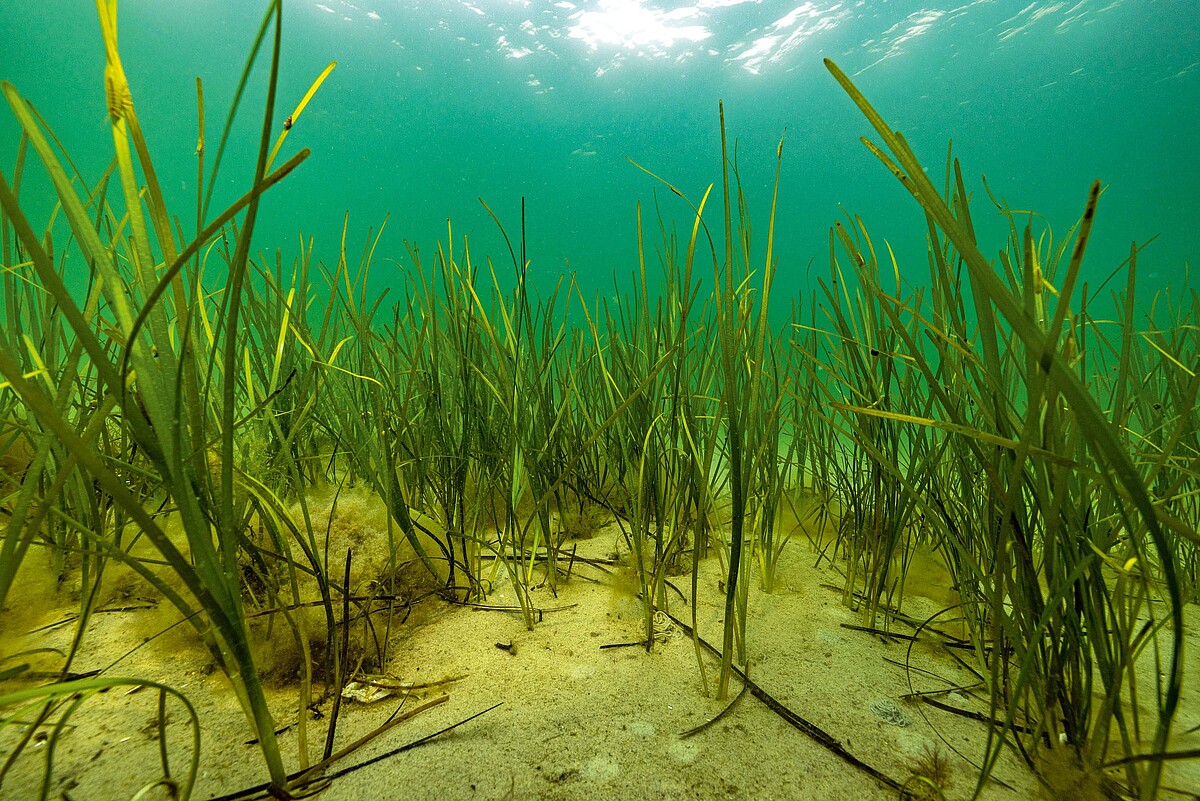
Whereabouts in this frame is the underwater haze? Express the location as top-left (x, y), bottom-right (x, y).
top-left (2, 0), bottom-right (1199, 301)
top-left (6, 4), bottom-right (1200, 799)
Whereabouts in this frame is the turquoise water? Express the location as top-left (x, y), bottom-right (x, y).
top-left (2, 0), bottom-right (1197, 305)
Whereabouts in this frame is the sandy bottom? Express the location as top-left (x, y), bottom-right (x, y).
top-left (3, 523), bottom-right (1198, 801)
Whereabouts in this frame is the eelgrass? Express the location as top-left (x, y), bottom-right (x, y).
top-left (820, 58), bottom-right (1193, 799)
top-left (1, 7), bottom-right (1195, 798)
top-left (593, 194), bottom-right (714, 656)
top-left (621, 103), bottom-right (792, 697)
top-left (2, 677), bottom-right (199, 799)
top-left (0, 1), bottom-right (340, 795)
top-left (814, 215), bottom-right (949, 624)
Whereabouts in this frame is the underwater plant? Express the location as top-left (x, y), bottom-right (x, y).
top-left (901, 743), bottom-right (952, 801)
top-left (0, 3), bottom-right (1194, 799)
top-left (822, 58), bottom-right (1193, 800)
top-left (0, 1), bottom-right (345, 796)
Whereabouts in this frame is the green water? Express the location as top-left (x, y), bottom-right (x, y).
top-left (3, 7), bottom-right (1199, 798)
top-left (2, 0), bottom-right (1197, 303)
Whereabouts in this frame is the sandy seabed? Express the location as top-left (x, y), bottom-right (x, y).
top-left (2, 515), bottom-right (1198, 801)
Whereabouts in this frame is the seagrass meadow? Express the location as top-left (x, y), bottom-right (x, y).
top-left (1, 2), bottom-right (1198, 800)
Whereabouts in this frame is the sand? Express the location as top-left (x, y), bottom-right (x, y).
top-left (2, 515), bottom-right (1198, 801)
